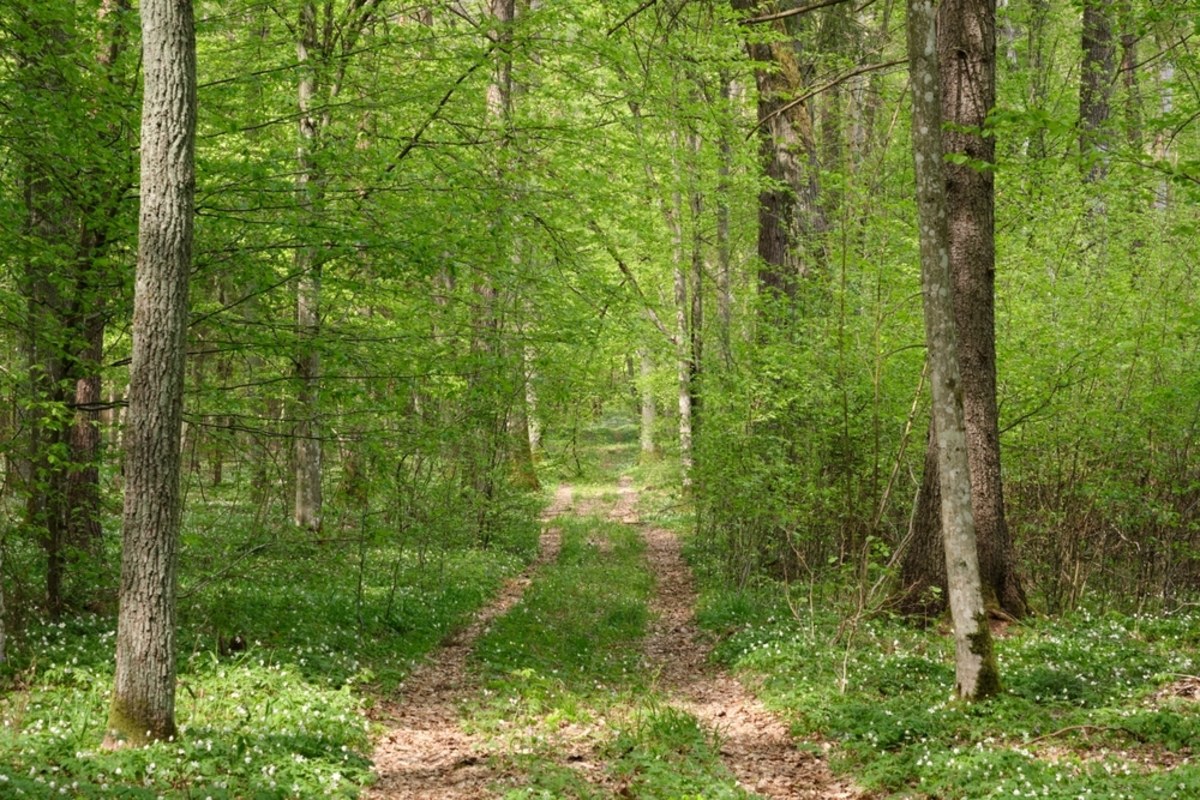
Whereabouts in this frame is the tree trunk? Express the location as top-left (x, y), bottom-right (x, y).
top-left (900, 0), bottom-right (1028, 620)
top-left (638, 348), bottom-right (658, 461)
top-left (106, 0), bottom-right (195, 747)
top-left (906, 0), bottom-right (999, 700)
top-left (669, 177), bottom-right (693, 489)
top-left (293, 0), bottom-right (323, 532)
top-left (1080, 0), bottom-right (1115, 185)
top-left (67, 319), bottom-right (105, 554)
top-left (735, 0), bottom-right (827, 307)
top-left (716, 79), bottom-right (734, 368)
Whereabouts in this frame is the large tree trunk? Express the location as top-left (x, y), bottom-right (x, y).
top-left (900, 0), bottom-right (1028, 620)
top-left (106, 0), bottom-right (196, 747)
top-left (906, 0), bottom-right (999, 701)
top-left (738, 2), bottom-right (827, 304)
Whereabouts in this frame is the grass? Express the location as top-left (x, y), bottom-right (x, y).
top-left (466, 514), bottom-right (753, 799)
top-left (682, 533), bottom-right (1200, 799)
top-left (0, 472), bottom-right (541, 798)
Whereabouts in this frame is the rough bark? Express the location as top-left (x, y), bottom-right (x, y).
top-left (906, 0), bottom-right (999, 700)
top-left (734, 0), bottom-right (827, 307)
top-left (1080, 0), bottom-right (1115, 184)
top-left (901, 0), bottom-right (1028, 620)
top-left (106, 0), bottom-right (196, 747)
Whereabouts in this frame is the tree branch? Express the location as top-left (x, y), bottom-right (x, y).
top-left (747, 58), bottom-right (907, 140)
top-left (588, 222), bottom-right (678, 346)
top-left (607, 0), bottom-right (659, 36)
top-left (740, 0), bottom-right (851, 25)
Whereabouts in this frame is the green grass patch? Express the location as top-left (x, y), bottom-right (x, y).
top-left (605, 704), bottom-right (754, 799)
top-left (474, 516), bottom-right (652, 696)
top-left (468, 513), bottom-right (755, 798)
top-left (685, 563), bottom-right (1200, 799)
top-left (0, 489), bottom-right (541, 798)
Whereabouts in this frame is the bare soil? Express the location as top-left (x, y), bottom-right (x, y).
top-left (366, 478), bottom-right (861, 798)
top-left (365, 484), bottom-right (572, 799)
top-left (629, 476), bottom-right (860, 800)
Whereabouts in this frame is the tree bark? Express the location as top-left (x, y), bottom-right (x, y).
top-left (906, 0), bottom-right (999, 700)
top-left (900, 0), bottom-right (1028, 620)
top-left (106, 0), bottom-right (196, 747)
top-left (735, 0), bottom-right (827, 307)
top-left (1080, 0), bottom-right (1115, 185)
top-left (293, 0), bottom-right (323, 532)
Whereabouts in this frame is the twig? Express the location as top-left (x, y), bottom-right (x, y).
top-left (607, 0), bottom-right (659, 36)
top-left (1025, 724), bottom-right (1116, 746)
top-left (588, 222), bottom-right (679, 345)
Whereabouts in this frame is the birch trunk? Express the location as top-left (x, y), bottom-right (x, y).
top-left (106, 0), bottom-right (195, 745)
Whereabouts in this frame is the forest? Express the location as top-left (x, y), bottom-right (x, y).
top-left (1, 0), bottom-right (1199, 796)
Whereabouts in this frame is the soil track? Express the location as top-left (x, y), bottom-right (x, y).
top-left (365, 484), bottom-right (572, 799)
top-left (367, 478), bottom-right (859, 798)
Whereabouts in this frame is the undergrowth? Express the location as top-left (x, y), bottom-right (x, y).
top-left (685, 533), bottom-right (1200, 799)
top-left (0, 486), bottom-right (540, 798)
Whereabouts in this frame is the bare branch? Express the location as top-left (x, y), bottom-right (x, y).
top-left (747, 58), bottom-right (907, 140)
top-left (740, 0), bottom-right (851, 25)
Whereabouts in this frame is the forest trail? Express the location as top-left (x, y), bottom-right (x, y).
top-left (365, 484), bottom-right (573, 799)
top-left (632, 478), bottom-right (858, 799)
top-left (367, 477), bottom-right (858, 798)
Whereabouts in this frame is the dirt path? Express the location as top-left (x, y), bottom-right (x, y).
top-left (365, 484), bottom-right (573, 799)
top-left (367, 478), bottom-right (857, 798)
top-left (621, 478), bottom-right (860, 800)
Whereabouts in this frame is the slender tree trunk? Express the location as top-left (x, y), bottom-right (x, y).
top-left (524, 344), bottom-right (542, 455)
top-left (688, 132), bottom-right (704, 452)
top-left (67, 318), bottom-right (105, 553)
top-left (906, 0), bottom-right (999, 700)
top-left (292, 0), bottom-right (323, 532)
top-left (106, 0), bottom-right (196, 747)
top-left (639, 348), bottom-right (658, 461)
top-left (669, 177), bottom-right (693, 489)
top-left (716, 78), bottom-right (734, 368)
top-left (1152, 53), bottom-right (1174, 210)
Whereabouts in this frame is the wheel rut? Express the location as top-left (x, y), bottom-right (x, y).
top-left (367, 478), bottom-right (858, 798)
top-left (626, 475), bottom-right (860, 799)
top-left (365, 484), bottom-right (572, 799)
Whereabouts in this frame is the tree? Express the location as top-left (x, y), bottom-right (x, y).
top-left (1080, 0), bottom-right (1116, 185)
top-left (906, 0), bottom-right (1000, 700)
top-left (900, 0), bottom-right (1028, 620)
top-left (106, 0), bottom-right (196, 747)
top-left (736, 0), bottom-right (828, 306)
top-left (13, 0), bottom-right (136, 616)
